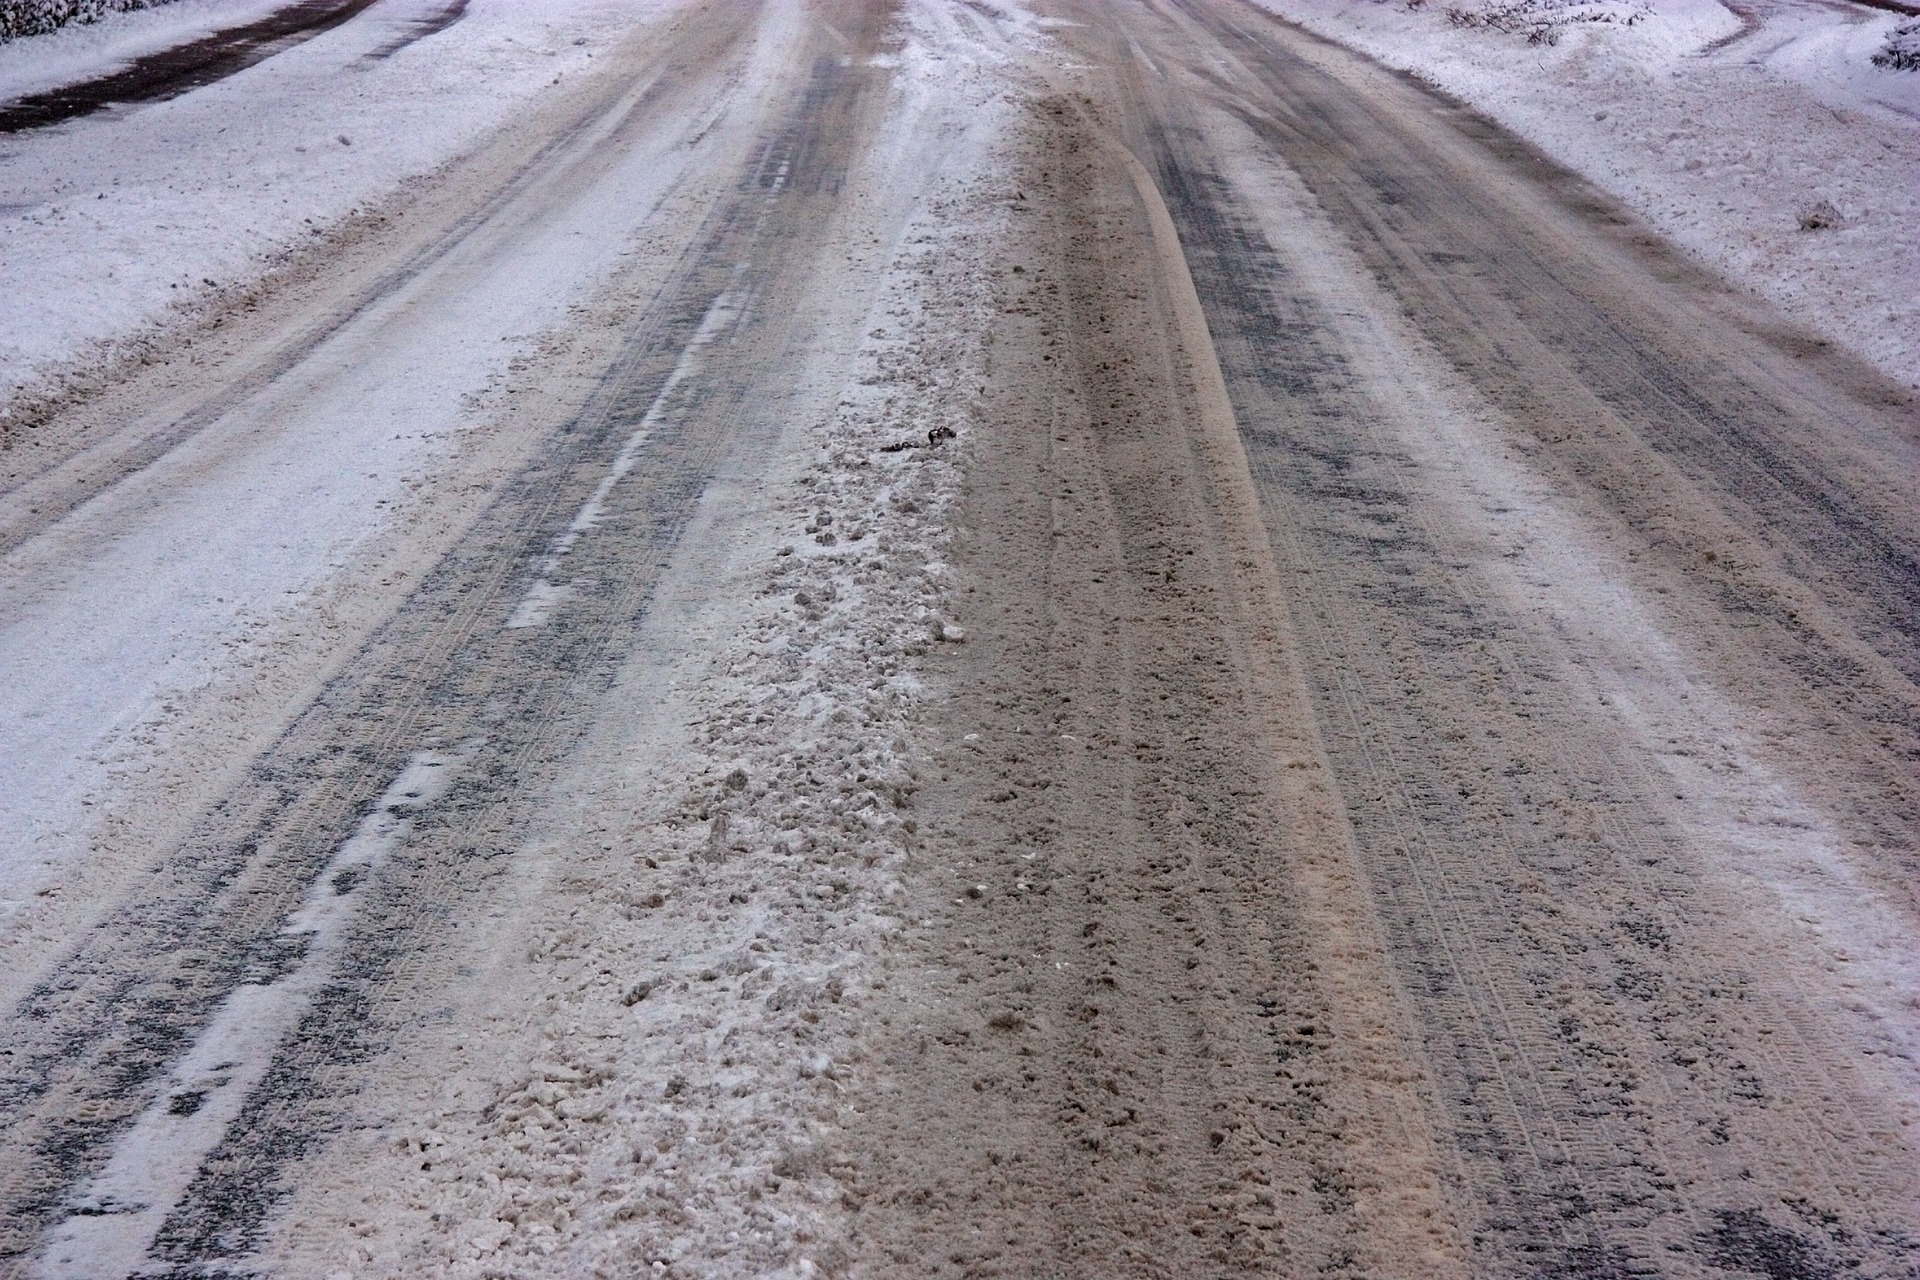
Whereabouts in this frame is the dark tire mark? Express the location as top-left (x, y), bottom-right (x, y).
top-left (363, 0), bottom-right (471, 62)
top-left (1195, 2), bottom-right (1920, 699)
top-left (1699, 2), bottom-right (1764, 55)
top-left (1178, 0), bottom-right (1920, 878)
top-left (0, 0), bottom-right (382, 134)
top-left (1154, 0), bottom-right (1920, 863)
top-left (1849, 0), bottom-right (1920, 18)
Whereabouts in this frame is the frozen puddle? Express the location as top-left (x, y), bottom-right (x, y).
top-left (34, 748), bottom-right (470, 1279)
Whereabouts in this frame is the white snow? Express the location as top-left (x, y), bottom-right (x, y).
top-left (0, 0), bottom-right (292, 101)
top-left (0, 0), bottom-right (725, 950)
top-left (1255, 0), bottom-right (1920, 387)
top-left (0, 0), bottom-right (686, 417)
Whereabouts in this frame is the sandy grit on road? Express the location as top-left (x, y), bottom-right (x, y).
top-left (0, 0), bottom-right (1916, 1277)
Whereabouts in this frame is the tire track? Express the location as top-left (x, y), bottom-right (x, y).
top-left (0, 5), bottom-right (902, 1273)
top-left (364, 0), bottom-right (472, 62)
top-left (1168, 0), bottom-right (1920, 743)
top-left (0, 5), bottom-right (755, 558)
top-left (1066, 0), bottom-right (1920, 1273)
top-left (843, 89), bottom-right (1462, 1279)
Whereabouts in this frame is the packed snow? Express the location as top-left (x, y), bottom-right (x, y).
top-left (259, 10), bottom-right (1025, 1270)
top-left (1258, 0), bottom-right (1920, 387)
top-left (3, 0), bottom-right (1914, 1271)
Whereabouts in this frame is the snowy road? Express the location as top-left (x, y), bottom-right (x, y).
top-left (1, 0), bottom-right (1916, 1276)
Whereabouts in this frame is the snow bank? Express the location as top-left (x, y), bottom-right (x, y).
top-left (1429, 0), bottom-right (1652, 46)
top-left (1256, 0), bottom-right (1920, 387)
top-left (0, 0), bottom-right (683, 423)
top-left (1873, 16), bottom-right (1920, 67)
top-left (0, 0), bottom-right (289, 97)
top-left (0, 0), bottom-right (179, 43)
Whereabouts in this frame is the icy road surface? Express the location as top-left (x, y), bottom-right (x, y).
top-left (0, 0), bottom-right (1916, 1276)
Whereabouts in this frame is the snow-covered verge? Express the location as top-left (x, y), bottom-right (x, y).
top-left (1256, 0), bottom-right (1920, 388)
top-left (1877, 16), bottom-right (1920, 67)
top-left (0, 0), bottom-right (177, 43)
top-left (0, 0), bottom-right (681, 425)
top-left (1427, 0), bottom-right (1651, 46)
top-left (0, 0), bottom-right (286, 96)
top-left (258, 15), bottom-right (1023, 1277)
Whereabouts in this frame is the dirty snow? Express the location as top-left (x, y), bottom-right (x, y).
top-left (35, 748), bottom-right (471, 1280)
top-left (1257, 0), bottom-right (1920, 386)
top-left (257, 10), bottom-right (1023, 1274)
top-left (5, 0), bottom-right (1914, 1271)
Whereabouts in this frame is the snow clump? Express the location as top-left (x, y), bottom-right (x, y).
top-left (1872, 19), bottom-right (1920, 71)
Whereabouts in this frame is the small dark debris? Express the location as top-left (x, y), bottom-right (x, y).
top-left (1797, 201), bottom-right (1842, 231)
top-left (1707, 1208), bottom-right (1838, 1280)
